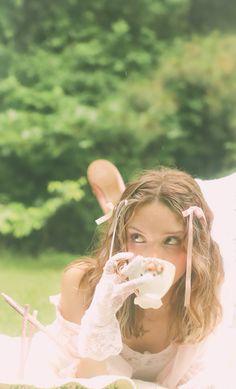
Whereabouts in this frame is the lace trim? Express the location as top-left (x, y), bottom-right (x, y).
top-left (77, 315), bottom-right (123, 360)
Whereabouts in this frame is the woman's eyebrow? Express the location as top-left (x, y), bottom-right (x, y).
top-left (128, 226), bottom-right (184, 235)
top-left (127, 226), bottom-right (144, 233)
top-left (163, 230), bottom-right (184, 235)
top-left (127, 226), bottom-right (185, 237)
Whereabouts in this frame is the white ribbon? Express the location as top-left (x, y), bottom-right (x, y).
top-left (95, 202), bottom-right (115, 225)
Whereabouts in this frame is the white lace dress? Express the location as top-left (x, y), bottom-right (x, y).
top-left (120, 343), bottom-right (175, 381)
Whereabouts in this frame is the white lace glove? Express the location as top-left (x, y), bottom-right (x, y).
top-left (77, 252), bottom-right (146, 361)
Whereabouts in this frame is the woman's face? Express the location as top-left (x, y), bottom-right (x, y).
top-left (126, 201), bottom-right (187, 284)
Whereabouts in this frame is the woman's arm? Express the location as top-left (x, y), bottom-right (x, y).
top-left (60, 265), bottom-right (88, 324)
top-left (60, 253), bottom-right (145, 377)
top-left (60, 265), bottom-right (109, 377)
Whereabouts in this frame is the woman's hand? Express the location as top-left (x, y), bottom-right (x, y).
top-left (77, 252), bottom-right (146, 361)
top-left (90, 252), bottom-right (146, 321)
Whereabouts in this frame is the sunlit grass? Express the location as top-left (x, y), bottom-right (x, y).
top-left (0, 250), bottom-right (77, 335)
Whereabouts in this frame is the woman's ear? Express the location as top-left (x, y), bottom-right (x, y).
top-left (87, 159), bottom-right (126, 214)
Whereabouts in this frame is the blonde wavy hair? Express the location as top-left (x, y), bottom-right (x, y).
top-left (65, 167), bottom-right (224, 344)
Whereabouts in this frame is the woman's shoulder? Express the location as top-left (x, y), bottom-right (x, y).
top-left (62, 257), bottom-right (96, 283)
top-left (63, 260), bottom-right (89, 281)
top-left (60, 259), bottom-right (94, 324)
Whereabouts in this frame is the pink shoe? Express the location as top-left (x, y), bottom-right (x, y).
top-left (87, 159), bottom-right (126, 213)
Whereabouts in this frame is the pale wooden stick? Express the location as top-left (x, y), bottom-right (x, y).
top-left (24, 309), bottom-right (38, 368)
top-left (18, 304), bottom-right (30, 379)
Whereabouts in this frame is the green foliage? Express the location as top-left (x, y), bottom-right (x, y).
top-left (0, 179), bottom-right (85, 237)
top-left (0, 1), bottom-right (235, 254)
top-left (188, 0), bottom-right (236, 33)
top-left (0, 0), bottom-right (190, 50)
top-left (106, 34), bottom-right (236, 176)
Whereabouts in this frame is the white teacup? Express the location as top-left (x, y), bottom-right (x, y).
top-left (122, 256), bottom-right (176, 309)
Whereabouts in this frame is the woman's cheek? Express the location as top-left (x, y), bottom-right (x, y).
top-left (127, 241), bottom-right (143, 255)
top-left (173, 253), bottom-right (187, 280)
top-left (127, 241), bottom-right (136, 251)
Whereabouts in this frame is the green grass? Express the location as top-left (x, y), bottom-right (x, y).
top-left (0, 249), bottom-right (77, 335)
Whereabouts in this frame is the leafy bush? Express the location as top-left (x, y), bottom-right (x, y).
top-left (0, 179), bottom-right (85, 237)
top-left (99, 34), bottom-right (236, 177)
top-left (0, 1), bottom-right (235, 254)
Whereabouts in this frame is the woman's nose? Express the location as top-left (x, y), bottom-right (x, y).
top-left (143, 243), bottom-right (164, 259)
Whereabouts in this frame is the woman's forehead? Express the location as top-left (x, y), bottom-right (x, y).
top-left (127, 201), bottom-right (184, 233)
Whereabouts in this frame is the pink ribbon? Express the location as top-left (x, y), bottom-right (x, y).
top-left (182, 206), bottom-right (206, 307)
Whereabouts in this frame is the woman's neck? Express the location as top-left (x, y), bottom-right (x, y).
top-left (124, 303), bottom-right (173, 353)
top-left (142, 303), bottom-right (171, 322)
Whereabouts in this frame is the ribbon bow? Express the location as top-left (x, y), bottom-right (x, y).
top-left (182, 206), bottom-right (207, 307)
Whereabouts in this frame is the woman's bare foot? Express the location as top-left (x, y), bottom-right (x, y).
top-left (87, 159), bottom-right (126, 213)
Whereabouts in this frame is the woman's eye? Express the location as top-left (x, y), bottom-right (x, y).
top-left (130, 233), bottom-right (145, 243)
top-left (164, 236), bottom-right (181, 246)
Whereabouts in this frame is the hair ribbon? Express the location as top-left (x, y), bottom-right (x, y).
top-left (95, 200), bottom-right (129, 259)
top-left (95, 202), bottom-right (114, 225)
top-left (182, 206), bottom-right (207, 307)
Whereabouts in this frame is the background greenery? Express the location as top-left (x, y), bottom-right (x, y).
top-left (0, 250), bottom-right (72, 335)
top-left (0, 0), bottom-right (235, 255)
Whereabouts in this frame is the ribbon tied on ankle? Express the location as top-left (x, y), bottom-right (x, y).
top-left (182, 206), bottom-right (207, 307)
